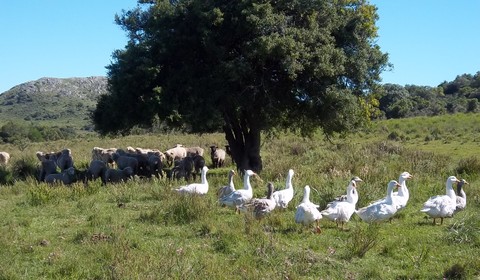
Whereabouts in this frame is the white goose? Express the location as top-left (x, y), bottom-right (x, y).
top-left (219, 170), bottom-right (258, 212)
top-left (394, 171), bottom-right (413, 209)
top-left (239, 182), bottom-right (276, 219)
top-left (217, 170), bottom-right (236, 199)
top-left (368, 171), bottom-right (413, 210)
top-left (420, 176), bottom-right (460, 225)
top-left (455, 179), bottom-right (468, 213)
top-left (295, 185), bottom-right (323, 233)
top-left (356, 180), bottom-right (401, 223)
top-left (175, 166), bottom-right (209, 195)
top-left (320, 177), bottom-right (362, 229)
top-left (272, 169), bottom-right (295, 209)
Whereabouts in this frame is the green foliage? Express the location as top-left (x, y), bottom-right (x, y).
top-left (0, 121), bottom-right (76, 144)
top-left (10, 155), bottom-right (38, 180)
top-left (27, 184), bottom-right (58, 206)
top-left (344, 224), bottom-right (381, 259)
top-left (162, 194), bottom-right (210, 225)
top-left (446, 214), bottom-right (480, 245)
top-left (0, 165), bottom-right (13, 185)
top-left (379, 72), bottom-right (480, 119)
top-left (443, 264), bottom-right (467, 280)
top-left (455, 156), bottom-right (480, 177)
top-left (95, 0), bottom-right (388, 139)
top-left (1, 114), bottom-right (480, 278)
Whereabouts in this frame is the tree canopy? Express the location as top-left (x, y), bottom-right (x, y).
top-left (378, 72), bottom-right (480, 119)
top-left (93, 0), bottom-right (389, 172)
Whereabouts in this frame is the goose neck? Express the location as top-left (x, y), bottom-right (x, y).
top-left (446, 181), bottom-right (456, 199)
top-left (302, 188), bottom-right (310, 203)
top-left (243, 175), bottom-right (252, 190)
top-left (397, 178), bottom-right (407, 196)
top-left (385, 185), bottom-right (395, 203)
top-left (346, 185), bottom-right (358, 205)
top-left (286, 175), bottom-right (293, 189)
top-left (266, 185), bottom-right (274, 199)
top-left (201, 170), bottom-right (207, 184)
top-left (456, 185), bottom-right (466, 198)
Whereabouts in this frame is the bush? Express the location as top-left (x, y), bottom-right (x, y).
top-left (11, 155), bottom-right (38, 180)
top-left (387, 131), bottom-right (403, 141)
top-left (27, 185), bottom-right (57, 206)
top-left (344, 224), bottom-right (381, 259)
top-left (446, 214), bottom-right (480, 245)
top-left (162, 195), bottom-right (209, 225)
top-left (456, 156), bottom-right (480, 176)
top-left (0, 166), bottom-right (14, 185)
top-left (443, 264), bottom-right (467, 280)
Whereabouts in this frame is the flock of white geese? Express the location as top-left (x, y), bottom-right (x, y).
top-left (174, 166), bottom-right (469, 232)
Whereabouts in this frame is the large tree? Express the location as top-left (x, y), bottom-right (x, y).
top-left (93, 0), bottom-right (389, 172)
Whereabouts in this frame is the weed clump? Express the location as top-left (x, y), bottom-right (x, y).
top-left (446, 214), bottom-right (480, 245)
top-left (443, 263), bottom-right (466, 280)
top-left (455, 156), bottom-right (480, 176)
top-left (27, 185), bottom-right (58, 206)
top-left (387, 131), bottom-right (404, 141)
top-left (10, 156), bottom-right (38, 181)
top-left (0, 165), bottom-right (14, 185)
top-left (163, 195), bottom-right (209, 225)
top-left (344, 224), bottom-right (381, 259)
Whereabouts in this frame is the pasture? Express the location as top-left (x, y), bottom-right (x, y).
top-left (0, 113), bottom-right (479, 279)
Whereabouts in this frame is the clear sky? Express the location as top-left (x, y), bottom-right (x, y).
top-left (371, 0), bottom-right (480, 86)
top-left (0, 1), bottom-right (479, 93)
top-left (0, 1), bottom-right (138, 93)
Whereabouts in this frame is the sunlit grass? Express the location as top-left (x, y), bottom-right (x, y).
top-left (0, 113), bottom-right (480, 278)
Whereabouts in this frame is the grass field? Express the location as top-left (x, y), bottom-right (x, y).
top-left (0, 113), bottom-right (479, 279)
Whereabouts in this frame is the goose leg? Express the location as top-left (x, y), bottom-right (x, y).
top-left (440, 217), bottom-right (444, 225)
top-left (315, 220), bottom-right (322, 234)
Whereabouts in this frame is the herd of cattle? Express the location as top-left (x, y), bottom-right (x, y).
top-left (0, 144), bottom-right (231, 186)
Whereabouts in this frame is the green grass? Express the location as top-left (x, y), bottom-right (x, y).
top-left (0, 113), bottom-right (480, 279)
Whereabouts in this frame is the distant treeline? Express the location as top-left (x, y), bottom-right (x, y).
top-left (0, 121), bottom-right (77, 145)
top-left (1, 72), bottom-right (479, 145)
top-left (378, 72), bottom-right (480, 119)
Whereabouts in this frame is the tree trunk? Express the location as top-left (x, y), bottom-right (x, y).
top-left (223, 111), bottom-right (263, 173)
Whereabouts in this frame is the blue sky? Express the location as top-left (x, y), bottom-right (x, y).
top-left (371, 0), bottom-right (480, 87)
top-left (0, 1), bottom-right (138, 93)
top-left (0, 1), bottom-right (479, 93)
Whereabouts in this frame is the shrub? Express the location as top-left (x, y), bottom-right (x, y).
top-left (446, 214), bottom-right (479, 245)
top-left (168, 195), bottom-right (208, 225)
top-left (455, 156), bottom-right (480, 176)
top-left (11, 155), bottom-right (38, 181)
top-left (27, 185), bottom-right (57, 206)
top-left (0, 165), bottom-right (14, 185)
top-left (138, 207), bottom-right (164, 225)
top-left (443, 264), bottom-right (466, 280)
top-left (344, 224), bottom-right (381, 259)
top-left (387, 131), bottom-right (403, 141)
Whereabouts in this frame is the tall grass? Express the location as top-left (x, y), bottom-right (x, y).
top-left (0, 113), bottom-right (480, 278)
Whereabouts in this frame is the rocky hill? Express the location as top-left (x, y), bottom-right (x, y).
top-left (0, 77), bottom-right (108, 131)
